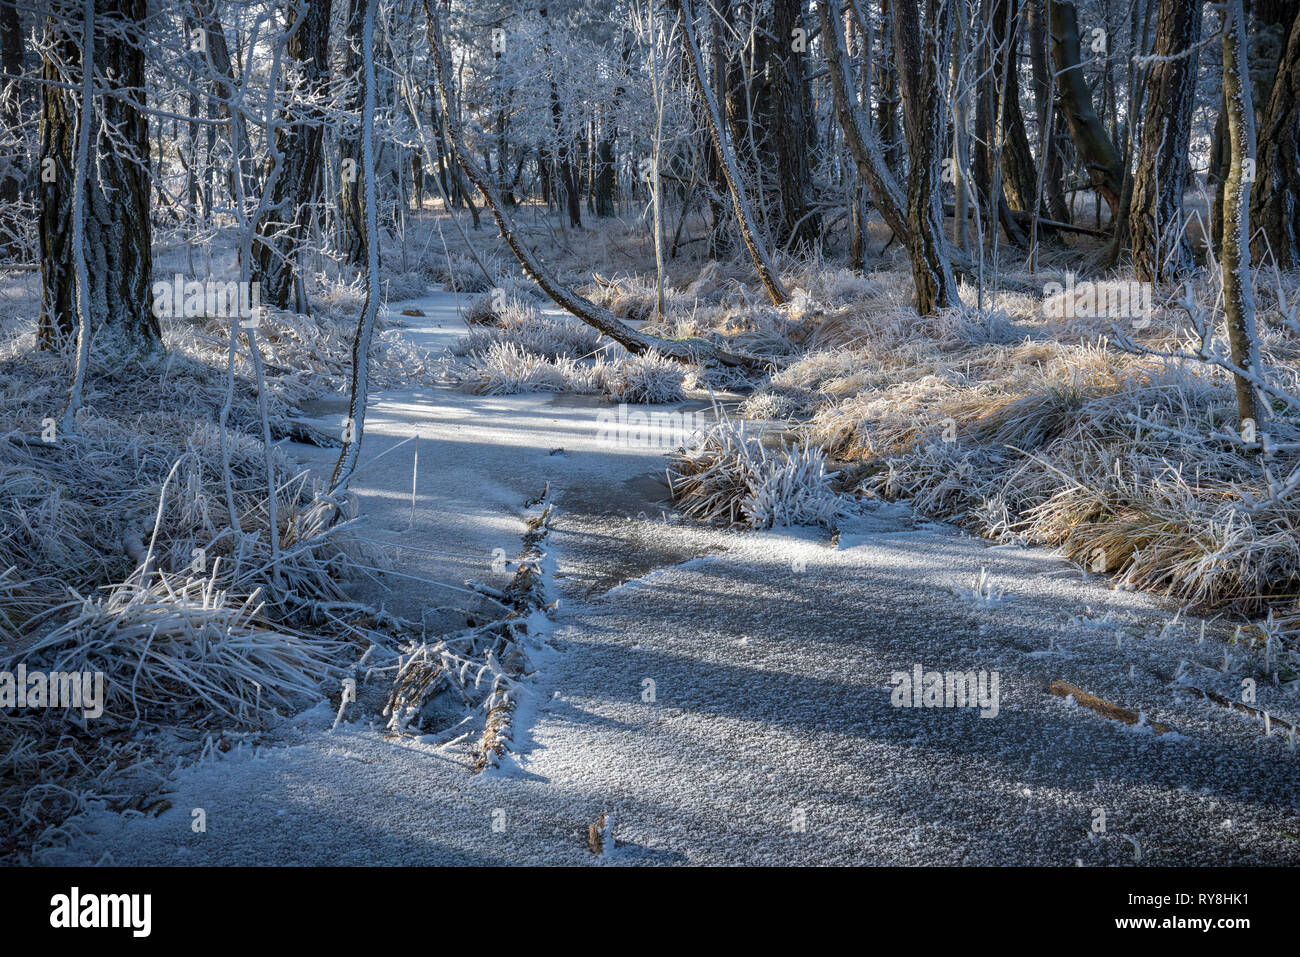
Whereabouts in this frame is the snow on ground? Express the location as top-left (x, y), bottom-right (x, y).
top-left (47, 292), bottom-right (1300, 866)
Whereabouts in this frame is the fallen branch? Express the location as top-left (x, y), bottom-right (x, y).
top-left (1049, 680), bottom-right (1174, 735)
top-left (1176, 682), bottom-right (1299, 736)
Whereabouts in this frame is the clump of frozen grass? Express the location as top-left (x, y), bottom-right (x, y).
top-left (588, 273), bottom-right (691, 320)
top-left (422, 251), bottom-right (511, 294)
top-left (600, 350), bottom-right (686, 404)
top-left (860, 362), bottom-right (1300, 613)
top-left (381, 269), bottom-right (431, 303)
top-left (740, 388), bottom-right (808, 421)
top-left (454, 300), bottom-right (606, 360)
top-left (15, 579), bottom-right (345, 725)
top-left (946, 567), bottom-right (1006, 607)
top-left (448, 340), bottom-right (575, 395)
top-left (668, 416), bottom-right (840, 528)
top-left (925, 305), bottom-right (1032, 347)
top-left (460, 278), bottom-right (541, 327)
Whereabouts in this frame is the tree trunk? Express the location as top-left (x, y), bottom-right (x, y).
top-left (0, 2), bottom-right (24, 257)
top-left (892, 0), bottom-right (957, 313)
top-left (1127, 0), bottom-right (1201, 282)
top-left (818, 0), bottom-right (910, 244)
top-left (252, 0), bottom-right (331, 313)
top-left (190, 0), bottom-right (257, 217)
top-left (39, 0), bottom-right (157, 359)
top-left (1048, 0), bottom-right (1124, 220)
top-left (875, 0), bottom-right (903, 176)
top-left (337, 0), bottom-right (365, 265)
top-left (1221, 0), bottom-right (1264, 430)
top-left (1026, 0), bottom-right (1070, 221)
top-left (753, 0), bottom-right (819, 249)
top-left (992, 0), bottom-right (1041, 213)
top-left (1251, 3), bottom-right (1300, 267)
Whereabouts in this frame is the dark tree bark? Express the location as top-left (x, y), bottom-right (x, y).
top-left (0, 1), bottom-right (24, 256)
top-left (1026, 0), bottom-right (1070, 221)
top-left (751, 0), bottom-right (819, 249)
top-left (991, 0), bottom-right (1041, 213)
top-left (1251, 3), bottom-right (1300, 267)
top-left (337, 0), bottom-right (365, 265)
top-left (39, 0), bottom-right (157, 358)
top-left (1128, 0), bottom-right (1202, 282)
top-left (253, 0), bottom-right (331, 313)
top-left (1048, 0), bottom-right (1124, 220)
top-left (892, 0), bottom-right (956, 313)
top-left (875, 0), bottom-right (903, 176)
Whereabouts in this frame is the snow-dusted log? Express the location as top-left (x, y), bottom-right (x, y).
top-left (1220, 0), bottom-right (1264, 430)
top-left (1127, 0), bottom-right (1202, 283)
top-left (423, 0), bottom-right (760, 368)
top-left (665, 0), bottom-right (790, 307)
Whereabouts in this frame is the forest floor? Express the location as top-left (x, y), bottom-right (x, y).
top-left (42, 290), bottom-right (1300, 866)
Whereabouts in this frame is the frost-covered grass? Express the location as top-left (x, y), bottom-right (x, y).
top-left (443, 295), bottom-right (689, 403)
top-left (721, 268), bottom-right (1300, 635)
top-left (668, 415), bottom-right (840, 529)
top-left (0, 297), bottom-right (442, 860)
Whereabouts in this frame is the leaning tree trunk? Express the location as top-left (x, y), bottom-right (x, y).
top-left (38, 0), bottom-right (157, 359)
top-left (1221, 0), bottom-right (1264, 431)
top-left (753, 0), bottom-right (819, 249)
top-left (892, 0), bottom-right (957, 314)
top-left (423, 0), bottom-right (761, 367)
top-left (1251, 4), bottom-right (1300, 268)
top-left (1127, 0), bottom-right (1201, 283)
top-left (818, 0), bottom-right (910, 245)
top-left (1048, 0), bottom-right (1124, 221)
top-left (252, 0), bottom-right (331, 313)
top-left (668, 0), bottom-right (790, 305)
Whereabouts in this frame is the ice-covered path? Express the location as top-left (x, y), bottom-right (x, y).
top-left (54, 293), bottom-right (1300, 865)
